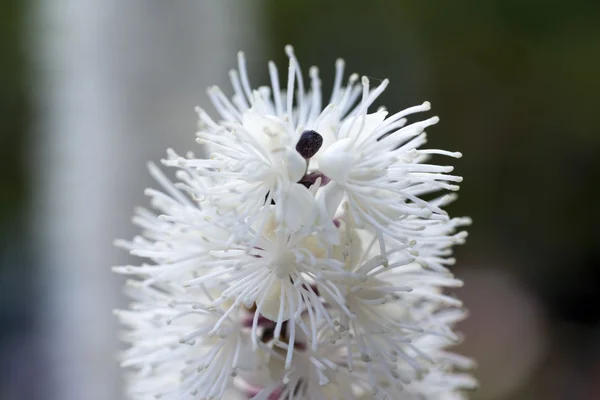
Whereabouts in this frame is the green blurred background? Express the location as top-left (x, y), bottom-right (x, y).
top-left (0, 0), bottom-right (38, 397)
top-left (1, 0), bottom-right (600, 399)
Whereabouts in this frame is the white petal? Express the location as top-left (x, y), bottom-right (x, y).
top-left (281, 183), bottom-right (316, 230)
top-left (242, 106), bottom-right (286, 150)
top-left (318, 182), bottom-right (345, 219)
top-left (286, 148), bottom-right (307, 182)
top-left (311, 105), bottom-right (342, 162)
top-left (317, 138), bottom-right (357, 185)
top-left (338, 110), bottom-right (387, 147)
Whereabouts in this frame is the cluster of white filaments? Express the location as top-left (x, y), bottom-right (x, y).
top-left (114, 45), bottom-right (476, 399)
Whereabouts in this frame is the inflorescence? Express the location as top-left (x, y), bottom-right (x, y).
top-left (114, 45), bottom-right (476, 400)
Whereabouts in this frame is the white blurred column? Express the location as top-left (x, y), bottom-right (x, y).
top-left (32, 1), bottom-right (264, 399)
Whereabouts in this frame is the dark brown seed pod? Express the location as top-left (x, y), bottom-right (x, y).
top-left (295, 130), bottom-right (323, 159)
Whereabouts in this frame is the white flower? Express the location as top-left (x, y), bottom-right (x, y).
top-left (114, 282), bottom-right (262, 399)
top-left (115, 45), bottom-right (475, 399)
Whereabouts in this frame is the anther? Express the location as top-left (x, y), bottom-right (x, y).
top-left (295, 130), bottom-right (323, 159)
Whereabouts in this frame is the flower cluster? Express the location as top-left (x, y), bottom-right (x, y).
top-left (114, 46), bottom-right (476, 399)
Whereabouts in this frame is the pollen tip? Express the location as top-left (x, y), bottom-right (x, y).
top-left (284, 44), bottom-right (294, 55)
top-left (296, 130), bottom-right (324, 159)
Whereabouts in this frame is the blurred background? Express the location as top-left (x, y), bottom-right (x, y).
top-left (1, 1), bottom-right (599, 399)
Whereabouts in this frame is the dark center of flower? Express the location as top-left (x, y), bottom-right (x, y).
top-left (295, 130), bottom-right (323, 159)
top-left (298, 172), bottom-right (330, 189)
